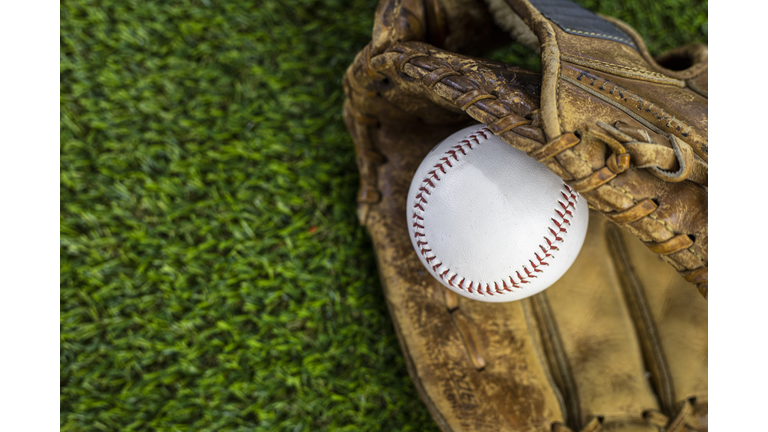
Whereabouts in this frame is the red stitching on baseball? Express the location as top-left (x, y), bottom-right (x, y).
top-left (516, 271), bottom-right (530, 284)
top-left (544, 238), bottom-right (559, 251)
top-left (411, 127), bottom-right (581, 296)
top-left (559, 200), bottom-right (574, 216)
top-left (548, 228), bottom-right (564, 242)
top-left (529, 260), bottom-right (544, 273)
top-left (552, 218), bottom-right (568, 232)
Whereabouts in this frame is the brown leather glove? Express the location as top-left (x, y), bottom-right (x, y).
top-left (343, 0), bottom-right (707, 430)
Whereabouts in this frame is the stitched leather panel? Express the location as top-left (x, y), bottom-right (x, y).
top-left (528, 0), bottom-right (637, 49)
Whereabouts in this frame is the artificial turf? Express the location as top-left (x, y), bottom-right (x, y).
top-left (60, 0), bottom-right (707, 430)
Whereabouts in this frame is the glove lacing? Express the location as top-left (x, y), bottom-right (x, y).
top-left (552, 397), bottom-right (699, 432)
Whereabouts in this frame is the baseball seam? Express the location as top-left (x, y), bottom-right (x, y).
top-left (412, 127), bottom-right (580, 297)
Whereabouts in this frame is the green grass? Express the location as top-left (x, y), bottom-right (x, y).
top-left (60, 1), bottom-right (707, 431)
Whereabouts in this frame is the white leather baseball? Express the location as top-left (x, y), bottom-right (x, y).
top-left (407, 124), bottom-right (589, 302)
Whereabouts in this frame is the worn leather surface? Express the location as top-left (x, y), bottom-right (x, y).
top-left (342, 0), bottom-right (707, 430)
top-left (500, 0), bottom-right (708, 298)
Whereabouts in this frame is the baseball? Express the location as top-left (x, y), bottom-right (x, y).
top-left (407, 124), bottom-right (589, 302)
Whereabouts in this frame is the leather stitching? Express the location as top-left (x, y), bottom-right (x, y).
top-left (561, 27), bottom-right (634, 46)
top-left (561, 53), bottom-right (681, 81)
top-left (542, 12), bottom-right (636, 48)
top-left (411, 127), bottom-right (581, 298)
top-left (560, 74), bottom-right (707, 157)
top-left (573, 58), bottom-right (665, 77)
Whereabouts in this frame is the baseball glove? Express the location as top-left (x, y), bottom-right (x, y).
top-left (343, 0), bottom-right (707, 430)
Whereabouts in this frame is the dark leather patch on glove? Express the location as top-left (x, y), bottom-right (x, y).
top-left (529, 0), bottom-right (636, 48)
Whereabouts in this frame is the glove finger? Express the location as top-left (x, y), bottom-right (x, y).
top-left (607, 225), bottom-right (708, 430)
top-left (528, 213), bottom-right (661, 431)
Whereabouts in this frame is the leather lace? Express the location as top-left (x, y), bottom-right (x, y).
top-left (552, 398), bottom-right (699, 432)
top-left (590, 121), bottom-right (707, 186)
top-left (644, 397), bottom-right (698, 432)
top-left (552, 417), bottom-right (602, 432)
